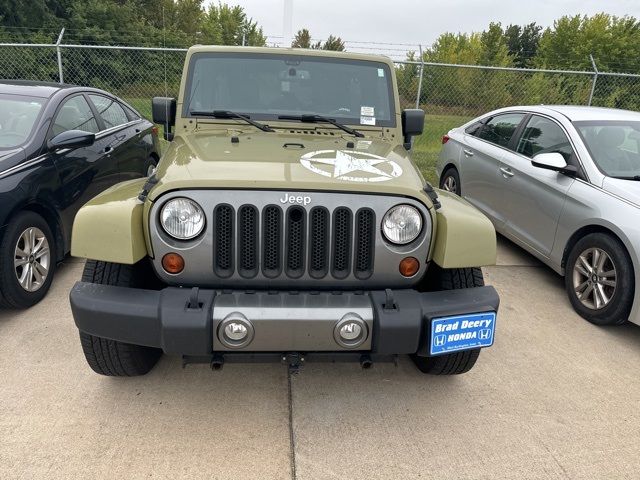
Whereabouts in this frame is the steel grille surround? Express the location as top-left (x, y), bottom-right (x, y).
top-left (150, 191), bottom-right (432, 289)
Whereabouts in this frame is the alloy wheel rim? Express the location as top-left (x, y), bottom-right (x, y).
top-left (572, 247), bottom-right (617, 310)
top-left (14, 227), bottom-right (50, 292)
top-left (443, 176), bottom-right (457, 193)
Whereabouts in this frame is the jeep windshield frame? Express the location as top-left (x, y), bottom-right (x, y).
top-left (182, 52), bottom-right (397, 128)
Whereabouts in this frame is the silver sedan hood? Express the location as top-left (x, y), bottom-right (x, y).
top-left (602, 177), bottom-right (640, 208)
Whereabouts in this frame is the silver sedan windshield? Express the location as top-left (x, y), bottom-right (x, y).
top-left (575, 121), bottom-right (640, 179)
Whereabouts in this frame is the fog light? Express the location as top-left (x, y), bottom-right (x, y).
top-left (333, 314), bottom-right (368, 349)
top-left (162, 252), bottom-right (185, 274)
top-left (218, 313), bottom-right (254, 349)
top-left (399, 256), bottom-right (420, 277)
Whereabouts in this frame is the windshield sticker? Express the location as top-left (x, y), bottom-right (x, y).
top-left (360, 116), bottom-right (376, 126)
top-left (377, 68), bottom-right (385, 77)
top-left (300, 150), bottom-right (402, 183)
top-left (361, 106), bottom-right (375, 117)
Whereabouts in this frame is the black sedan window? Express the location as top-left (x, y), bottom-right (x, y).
top-left (89, 95), bottom-right (129, 130)
top-left (52, 96), bottom-right (99, 136)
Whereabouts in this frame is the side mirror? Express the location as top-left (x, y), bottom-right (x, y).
top-left (47, 130), bottom-right (95, 151)
top-left (152, 97), bottom-right (177, 141)
top-left (401, 109), bottom-right (425, 150)
top-left (531, 152), bottom-right (577, 177)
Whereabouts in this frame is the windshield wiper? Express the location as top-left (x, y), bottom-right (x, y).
top-left (190, 110), bottom-right (274, 132)
top-left (611, 175), bottom-right (640, 181)
top-left (278, 114), bottom-right (364, 138)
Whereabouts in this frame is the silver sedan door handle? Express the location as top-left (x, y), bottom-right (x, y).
top-left (463, 149), bottom-right (474, 157)
top-left (500, 166), bottom-right (514, 178)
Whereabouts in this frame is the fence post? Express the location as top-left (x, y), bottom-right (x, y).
top-left (56, 28), bottom-right (65, 84)
top-left (415, 44), bottom-right (424, 109)
top-left (588, 54), bottom-right (598, 106)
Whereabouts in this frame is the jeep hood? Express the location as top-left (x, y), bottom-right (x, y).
top-left (148, 131), bottom-right (432, 206)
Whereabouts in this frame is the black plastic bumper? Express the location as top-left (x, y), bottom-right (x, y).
top-left (70, 282), bottom-right (500, 357)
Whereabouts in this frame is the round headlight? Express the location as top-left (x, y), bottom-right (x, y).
top-left (160, 198), bottom-right (205, 240)
top-left (382, 204), bottom-right (422, 245)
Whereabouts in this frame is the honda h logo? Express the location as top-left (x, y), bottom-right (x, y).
top-left (479, 329), bottom-right (491, 340)
top-left (434, 334), bottom-right (446, 347)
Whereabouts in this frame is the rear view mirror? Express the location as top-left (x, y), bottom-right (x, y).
top-left (152, 97), bottom-right (176, 141)
top-left (532, 152), bottom-right (577, 177)
top-left (401, 109), bottom-right (425, 150)
top-left (48, 130), bottom-right (95, 151)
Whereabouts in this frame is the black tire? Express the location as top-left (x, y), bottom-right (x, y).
top-left (564, 233), bottom-right (634, 326)
top-left (439, 167), bottom-right (461, 195)
top-left (411, 266), bottom-right (484, 375)
top-left (0, 211), bottom-right (56, 309)
top-left (78, 260), bottom-right (162, 376)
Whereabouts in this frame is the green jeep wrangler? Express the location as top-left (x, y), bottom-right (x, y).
top-left (69, 46), bottom-right (499, 376)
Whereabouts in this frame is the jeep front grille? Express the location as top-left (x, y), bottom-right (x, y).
top-left (212, 204), bottom-right (374, 280)
top-left (150, 190), bottom-right (432, 289)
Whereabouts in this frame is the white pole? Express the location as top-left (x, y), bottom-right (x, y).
top-left (282, 0), bottom-right (293, 47)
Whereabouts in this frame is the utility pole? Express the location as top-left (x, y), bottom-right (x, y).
top-left (282, 0), bottom-right (293, 47)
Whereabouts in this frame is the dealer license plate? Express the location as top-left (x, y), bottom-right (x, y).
top-left (430, 312), bottom-right (496, 356)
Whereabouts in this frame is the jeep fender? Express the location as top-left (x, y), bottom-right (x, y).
top-left (71, 178), bottom-right (149, 264)
top-left (431, 190), bottom-right (496, 268)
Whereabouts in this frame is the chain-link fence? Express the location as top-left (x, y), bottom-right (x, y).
top-left (2, 37), bottom-right (640, 181)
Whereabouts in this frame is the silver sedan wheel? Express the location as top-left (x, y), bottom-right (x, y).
top-left (572, 247), bottom-right (617, 310)
top-left (443, 175), bottom-right (457, 193)
top-left (14, 227), bottom-right (50, 292)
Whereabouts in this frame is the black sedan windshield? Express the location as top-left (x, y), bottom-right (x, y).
top-left (183, 52), bottom-right (395, 127)
top-left (575, 121), bottom-right (640, 178)
top-left (0, 94), bottom-right (45, 149)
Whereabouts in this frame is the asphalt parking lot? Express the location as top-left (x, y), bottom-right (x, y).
top-left (1, 237), bottom-right (639, 480)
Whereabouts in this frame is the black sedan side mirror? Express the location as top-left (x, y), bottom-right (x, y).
top-left (152, 97), bottom-right (177, 141)
top-left (48, 130), bottom-right (95, 151)
top-left (401, 109), bottom-right (425, 150)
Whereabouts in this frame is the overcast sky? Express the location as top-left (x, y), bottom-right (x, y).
top-left (208, 0), bottom-right (640, 54)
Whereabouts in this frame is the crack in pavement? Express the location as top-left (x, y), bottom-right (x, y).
top-left (287, 368), bottom-right (298, 480)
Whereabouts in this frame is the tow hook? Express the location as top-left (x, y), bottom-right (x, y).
top-left (360, 354), bottom-right (373, 369)
top-left (210, 355), bottom-right (224, 371)
top-left (282, 353), bottom-right (305, 374)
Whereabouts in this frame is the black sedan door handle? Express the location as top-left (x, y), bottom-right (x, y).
top-left (103, 146), bottom-right (112, 153)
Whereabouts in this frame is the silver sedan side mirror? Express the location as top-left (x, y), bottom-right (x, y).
top-left (532, 152), bottom-right (578, 177)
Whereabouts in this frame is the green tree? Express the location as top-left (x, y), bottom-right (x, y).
top-left (202, 2), bottom-right (266, 46)
top-left (322, 35), bottom-right (345, 51)
top-left (291, 28), bottom-right (312, 48)
top-left (504, 22), bottom-right (542, 67)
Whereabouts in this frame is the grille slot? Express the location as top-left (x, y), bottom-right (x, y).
top-left (332, 207), bottom-right (352, 279)
top-left (262, 205), bottom-right (282, 278)
top-left (354, 208), bottom-right (375, 279)
top-left (309, 207), bottom-right (329, 279)
top-left (213, 204), bottom-right (234, 278)
top-left (285, 207), bottom-right (306, 278)
top-left (238, 205), bottom-right (258, 278)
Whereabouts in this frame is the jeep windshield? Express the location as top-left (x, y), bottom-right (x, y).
top-left (183, 52), bottom-right (396, 128)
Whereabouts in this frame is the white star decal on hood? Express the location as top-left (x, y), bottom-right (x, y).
top-left (300, 150), bottom-right (403, 183)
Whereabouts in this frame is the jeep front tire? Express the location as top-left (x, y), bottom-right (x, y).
top-left (411, 267), bottom-right (484, 375)
top-left (78, 260), bottom-right (162, 376)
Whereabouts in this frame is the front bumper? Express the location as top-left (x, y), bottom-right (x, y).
top-left (69, 283), bottom-right (499, 359)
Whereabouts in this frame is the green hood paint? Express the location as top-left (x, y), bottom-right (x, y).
top-left (148, 128), bottom-right (433, 207)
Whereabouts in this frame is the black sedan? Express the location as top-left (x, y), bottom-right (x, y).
top-left (0, 80), bottom-right (160, 308)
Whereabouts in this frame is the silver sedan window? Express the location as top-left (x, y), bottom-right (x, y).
top-left (575, 121), bottom-right (640, 178)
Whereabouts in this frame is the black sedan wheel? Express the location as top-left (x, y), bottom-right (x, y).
top-left (440, 167), bottom-right (461, 195)
top-left (565, 233), bottom-right (634, 325)
top-left (0, 211), bottom-right (55, 308)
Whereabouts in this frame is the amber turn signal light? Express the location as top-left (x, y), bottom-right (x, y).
top-left (399, 257), bottom-right (420, 277)
top-left (162, 252), bottom-right (185, 274)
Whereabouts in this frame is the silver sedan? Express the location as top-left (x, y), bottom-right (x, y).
top-left (436, 106), bottom-right (640, 327)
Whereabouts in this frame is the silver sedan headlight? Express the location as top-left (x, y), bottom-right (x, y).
top-left (382, 204), bottom-right (422, 244)
top-left (160, 198), bottom-right (205, 240)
